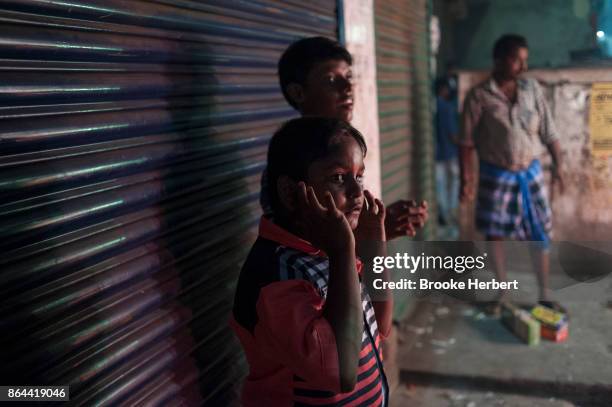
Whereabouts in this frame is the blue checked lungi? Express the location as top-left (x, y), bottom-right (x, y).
top-left (476, 160), bottom-right (552, 247)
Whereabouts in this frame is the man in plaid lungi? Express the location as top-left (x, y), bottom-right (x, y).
top-left (459, 34), bottom-right (566, 313)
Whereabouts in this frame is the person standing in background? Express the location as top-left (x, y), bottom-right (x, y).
top-left (459, 34), bottom-right (566, 314)
top-left (434, 77), bottom-right (460, 237)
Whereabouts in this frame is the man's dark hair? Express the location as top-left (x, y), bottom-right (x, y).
top-left (267, 117), bottom-right (366, 217)
top-left (493, 34), bottom-right (528, 60)
top-left (278, 36), bottom-right (352, 109)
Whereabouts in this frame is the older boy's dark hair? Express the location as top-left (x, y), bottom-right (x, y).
top-left (267, 117), bottom-right (366, 216)
top-left (278, 36), bottom-right (352, 109)
top-left (493, 34), bottom-right (528, 60)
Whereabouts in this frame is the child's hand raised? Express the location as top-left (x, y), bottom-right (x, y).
top-left (296, 182), bottom-right (355, 255)
top-left (355, 190), bottom-right (386, 242)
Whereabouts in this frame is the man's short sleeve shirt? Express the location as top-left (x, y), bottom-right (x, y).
top-left (460, 77), bottom-right (558, 170)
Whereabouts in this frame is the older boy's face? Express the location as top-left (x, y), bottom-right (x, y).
top-left (306, 134), bottom-right (365, 230)
top-left (300, 59), bottom-right (354, 122)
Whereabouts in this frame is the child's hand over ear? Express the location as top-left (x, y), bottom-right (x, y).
top-left (296, 182), bottom-right (355, 255)
top-left (355, 190), bottom-right (386, 243)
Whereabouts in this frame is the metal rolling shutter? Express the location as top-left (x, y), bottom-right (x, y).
top-left (0, 1), bottom-right (337, 405)
top-left (376, 1), bottom-right (414, 213)
top-left (375, 0), bottom-right (434, 317)
top-left (409, 0), bottom-right (435, 242)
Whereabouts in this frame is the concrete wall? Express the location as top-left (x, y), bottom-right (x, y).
top-left (441, 0), bottom-right (594, 70)
top-left (457, 68), bottom-right (612, 241)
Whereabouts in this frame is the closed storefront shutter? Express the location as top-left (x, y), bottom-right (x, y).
top-left (0, 1), bottom-right (337, 405)
top-left (408, 0), bottom-right (435, 241)
top-left (375, 0), bottom-right (434, 317)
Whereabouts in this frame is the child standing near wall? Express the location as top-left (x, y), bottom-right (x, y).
top-left (232, 118), bottom-right (389, 406)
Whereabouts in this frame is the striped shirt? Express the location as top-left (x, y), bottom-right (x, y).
top-left (231, 217), bottom-right (388, 406)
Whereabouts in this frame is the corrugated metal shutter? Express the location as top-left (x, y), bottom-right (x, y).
top-left (0, 1), bottom-right (337, 405)
top-left (375, 0), bottom-right (434, 317)
top-left (410, 0), bottom-right (435, 242)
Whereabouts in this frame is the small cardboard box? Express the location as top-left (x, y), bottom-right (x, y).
top-left (531, 305), bottom-right (569, 342)
top-left (541, 320), bottom-right (569, 342)
top-left (531, 305), bottom-right (566, 329)
top-left (501, 302), bottom-right (540, 346)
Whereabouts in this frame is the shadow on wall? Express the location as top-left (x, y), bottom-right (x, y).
top-left (163, 43), bottom-right (255, 406)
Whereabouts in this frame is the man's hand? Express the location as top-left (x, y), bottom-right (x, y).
top-left (355, 190), bottom-right (386, 243)
top-left (460, 178), bottom-right (475, 202)
top-left (552, 165), bottom-right (565, 195)
top-left (459, 145), bottom-right (476, 203)
top-left (548, 140), bottom-right (565, 195)
top-left (296, 182), bottom-right (354, 255)
top-left (384, 200), bottom-right (429, 240)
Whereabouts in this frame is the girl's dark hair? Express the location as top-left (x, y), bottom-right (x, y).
top-left (267, 117), bottom-right (366, 216)
top-left (493, 34), bottom-right (528, 60)
top-left (278, 37), bottom-right (353, 109)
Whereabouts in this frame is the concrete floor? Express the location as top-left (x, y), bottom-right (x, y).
top-left (392, 383), bottom-right (576, 407)
top-left (392, 271), bottom-right (612, 407)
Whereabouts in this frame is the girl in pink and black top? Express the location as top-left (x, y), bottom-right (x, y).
top-left (231, 118), bottom-right (391, 406)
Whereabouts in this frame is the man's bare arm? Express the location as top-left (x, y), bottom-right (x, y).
top-left (459, 145), bottom-right (476, 201)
